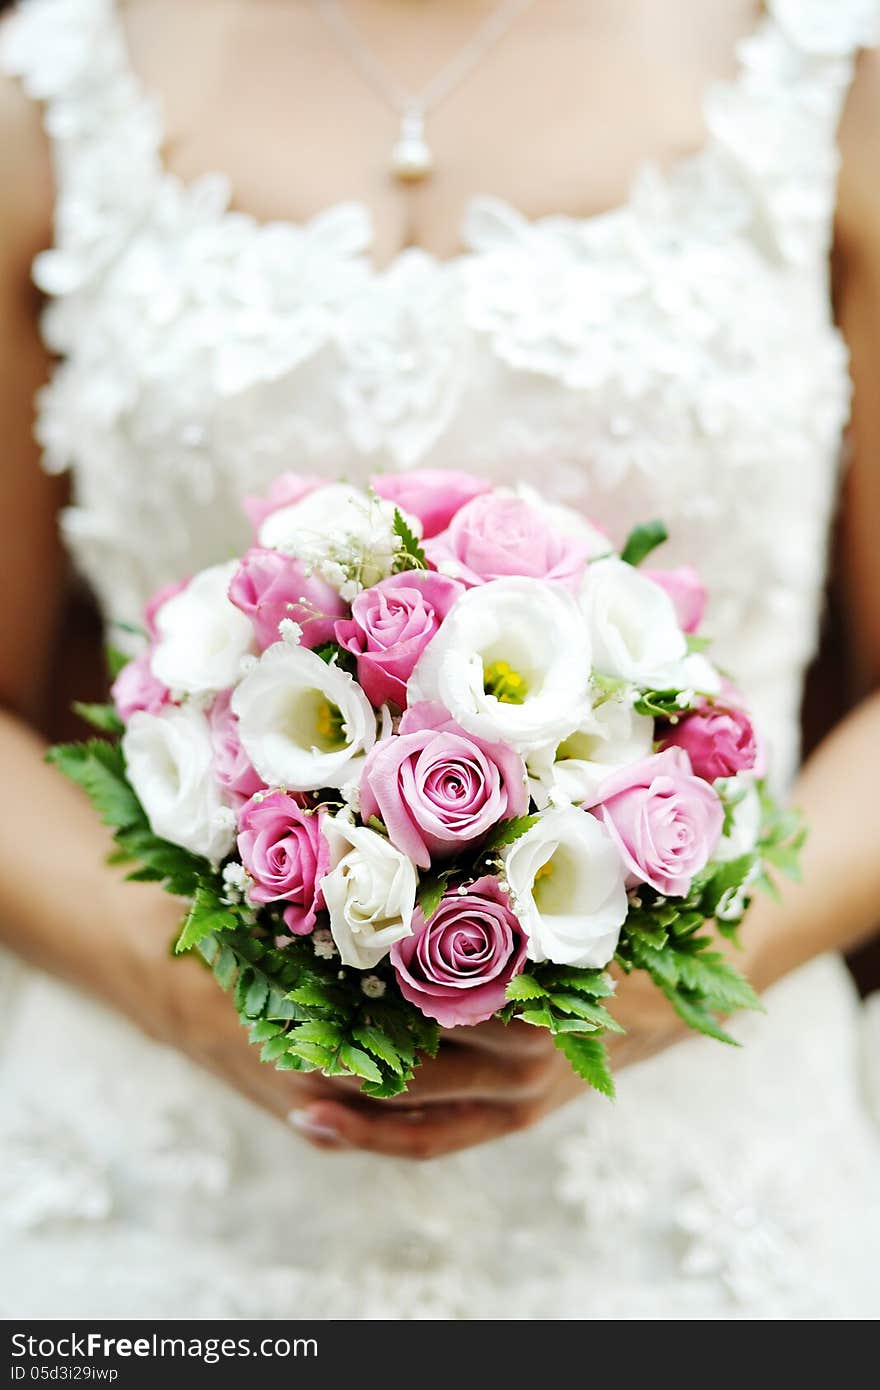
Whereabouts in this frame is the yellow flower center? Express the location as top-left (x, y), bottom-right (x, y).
top-left (534, 860), bottom-right (554, 884)
top-left (315, 698), bottom-right (346, 750)
top-left (483, 659), bottom-right (527, 704)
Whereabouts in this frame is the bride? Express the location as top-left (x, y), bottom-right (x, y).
top-left (1, 0), bottom-right (878, 1320)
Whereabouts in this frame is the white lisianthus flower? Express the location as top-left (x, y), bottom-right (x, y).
top-left (505, 806), bottom-right (628, 968)
top-left (528, 695), bottom-right (655, 807)
top-left (715, 778), bottom-right (762, 862)
top-left (580, 557), bottom-right (687, 687)
top-left (408, 577), bottom-right (592, 754)
top-left (123, 705), bottom-right (235, 862)
top-left (258, 482), bottom-right (421, 591)
top-left (151, 560), bottom-right (254, 696)
top-left (511, 483), bottom-right (613, 558)
top-left (320, 816), bottom-right (417, 969)
top-left (232, 643), bottom-right (376, 791)
top-left (673, 651), bottom-right (723, 698)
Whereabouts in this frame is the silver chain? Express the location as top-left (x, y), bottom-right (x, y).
top-left (313, 0), bottom-right (535, 121)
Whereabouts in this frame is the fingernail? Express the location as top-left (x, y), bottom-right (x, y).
top-left (287, 1107), bottom-right (342, 1143)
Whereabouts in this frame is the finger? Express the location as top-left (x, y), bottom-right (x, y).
top-left (299, 1097), bottom-right (531, 1160)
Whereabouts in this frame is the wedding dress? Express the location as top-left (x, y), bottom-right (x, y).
top-left (2, 0), bottom-right (879, 1320)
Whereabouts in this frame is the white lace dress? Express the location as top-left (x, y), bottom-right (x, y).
top-left (2, 0), bottom-right (879, 1320)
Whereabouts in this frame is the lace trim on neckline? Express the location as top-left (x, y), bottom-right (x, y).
top-left (2, 0), bottom-right (878, 282)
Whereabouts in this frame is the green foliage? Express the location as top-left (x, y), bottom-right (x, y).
top-left (392, 508), bottom-right (427, 571)
top-left (416, 871), bottom-right (451, 922)
top-left (46, 710), bottom-right (804, 1101)
top-left (553, 1034), bottom-right (615, 1098)
top-left (620, 519), bottom-right (668, 567)
top-left (633, 689), bottom-right (694, 719)
top-left (46, 740), bottom-right (143, 830)
top-left (105, 645), bottom-right (131, 681)
top-left (72, 701), bottom-right (125, 735)
top-left (482, 813), bottom-right (540, 852)
top-left (312, 641), bottom-right (357, 676)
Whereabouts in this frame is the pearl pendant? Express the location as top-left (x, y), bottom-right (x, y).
top-left (391, 109), bottom-right (434, 182)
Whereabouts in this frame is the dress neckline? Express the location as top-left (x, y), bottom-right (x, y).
top-left (105, 0), bottom-right (776, 275)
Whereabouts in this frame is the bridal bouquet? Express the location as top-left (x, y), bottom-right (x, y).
top-left (50, 470), bottom-right (804, 1097)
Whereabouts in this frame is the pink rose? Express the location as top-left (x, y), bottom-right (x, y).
top-left (335, 572), bottom-right (462, 709)
top-left (425, 493), bottom-right (591, 588)
top-left (360, 702), bottom-right (528, 869)
top-left (145, 579), bottom-right (188, 639)
top-left (370, 469), bottom-right (490, 538)
top-left (209, 691), bottom-right (266, 810)
top-left (660, 700), bottom-right (758, 782)
top-left (242, 473), bottom-right (325, 533)
top-left (643, 565), bottom-right (707, 634)
top-left (111, 651), bottom-right (169, 722)
top-left (588, 747), bottom-right (723, 897)
top-left (228, 548), bottom-right (346, 651)
top-left (391, 876), bottom-right (527, 1027)
top-left (237, 791), bottom-right (328, 935)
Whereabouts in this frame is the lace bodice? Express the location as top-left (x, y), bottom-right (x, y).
top-left (5, 0), bottom-right (880, 784)
top-left (2, 0), bottom-right (880, 1324)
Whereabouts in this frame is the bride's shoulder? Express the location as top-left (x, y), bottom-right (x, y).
top-left (0, 15), bottom-right (53, 283)
top-left (836, 45), bottom-right (880, 253)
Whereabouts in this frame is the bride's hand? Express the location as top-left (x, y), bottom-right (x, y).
top-left (128, 879), bottom-right (687, 1159)
top-left (293, 966), bottom-right (688, 1159)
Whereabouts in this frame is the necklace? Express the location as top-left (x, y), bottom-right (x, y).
top-left (313, 0), bottom-right (536, 182)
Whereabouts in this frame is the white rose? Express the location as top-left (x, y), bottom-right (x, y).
top-left (511, 483), bottom-right (612, 558)
top-left (259, 483), bottom-right (421, 591)
top-left (528, 695), bottom-right (655, 807)
top-left (715, 779), bottom-right (762, 862)
top-left (231, 642), bottom-right (376, 791)
top-left (580, 557), bottom-right (687, 687)
top-left (122, 705), bottom-right (235, 862)
top-left (408, 577), bottom-right (592, 754)
top-left (505, 806), bottom-right (628, 968)
top-left (320, 816), bottom-right (416, 969)
top-left (151, 561), bottom-right (254, 697)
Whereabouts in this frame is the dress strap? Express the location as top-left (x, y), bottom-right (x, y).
top-left (0, 0), bottom-right (163, 298)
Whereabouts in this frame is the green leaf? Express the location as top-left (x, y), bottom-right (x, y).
top-left (72, 701), bottom-right (125, 735)
top-left (554, 1034), bottom-right (616, 1098)
top-left (351, 1025), bottom-right (404, 1074)
top-left (362, 1072), bottom-right (410, 1099)
top-left (548, 994), bottom-right (625, 1033)
top-left (288, 981), bottom-right (347, 1014)
top-left (534, 967), bottom-right (616, 999)
top-left (633, 689), bottom-right (690, 719)
top-left (662, 989), bottom-right (739, 1046)
top-left (620, 519), bottom-right (668, 567)
top-left (294, 1020), bottom-right (345, 1049)
top-left (105, 645), bottom-right (130, 681)
top-left (762, 843), bottom-right (803, 881)
top-left (46, 740), bottom-right (143, 830)
top-left (338, 1044), bottom-right (383, 1083)
top-left (673, 950), bottom-right (762, 1013)
top-left (686, 634), bottom-right (712, 654)
top-left (213, 942), bottom-right (238, 991)
top-left (505, 974), bottom-right (548, 1002)
top-left (287, 1038), bottom-right (333, 1069)
top-left (249, 1019), bottom-right (282, 1044)
top-left (392, 507), bottom-right (427, 570)
top-left (260, 1034), bottom-right (293, 1063)
top-left (482, 814), bottom-right (540, 852)
top-left (175, 883), bottom-right (240, 954)
top-left (700, 854), bottom-right (756, 917)
top-left (243, 974), bottom-right (270, 1018)
top-left (518, 1006), bottom-right (555, 1029)
top-left (416, 872), bottom-right (450, 922)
